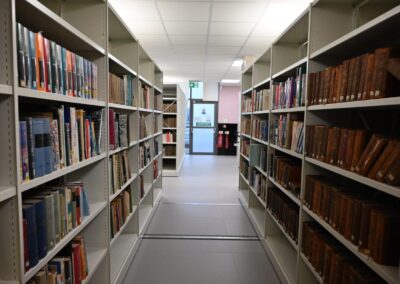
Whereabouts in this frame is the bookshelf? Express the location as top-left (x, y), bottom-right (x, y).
top-left (239, 2), bottom-right (400, 284)
top-left (0, 0), bottom-right (163, 283)
top-left (162, 84), bottom-right (187, 177)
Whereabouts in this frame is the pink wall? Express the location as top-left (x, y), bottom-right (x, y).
top-left (218, 86), bottom-right (241, 124)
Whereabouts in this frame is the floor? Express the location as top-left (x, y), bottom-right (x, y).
top-left (123, 155), bottom-right (281, 284)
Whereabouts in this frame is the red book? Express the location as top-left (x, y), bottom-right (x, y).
top-left (35, 32), bottom-right (46, 91)
top-left (72, 243), bottom-right (82, 284)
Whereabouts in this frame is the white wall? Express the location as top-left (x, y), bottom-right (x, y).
top-left (203, 82), bottom-right (219, 101)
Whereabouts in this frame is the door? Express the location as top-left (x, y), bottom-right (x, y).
top-left (190, 101), bottom-right (217, 154)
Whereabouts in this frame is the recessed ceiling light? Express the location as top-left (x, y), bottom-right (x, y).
top-left (221, 79), bottom-right (240, 84)
top-left (232, 59), bottom-right (243, 67)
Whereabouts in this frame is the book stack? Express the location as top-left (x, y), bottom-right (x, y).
top-left (241, 116), bottom-right (251, 136)
top-left (270, 155), bottom-right (301, 197)
top-left (249, 168), bottom-right (267, 201)
top-left (163, 117), bottom-right (177, 128)
top-left (304, 175), bottom-right (400, 265)
top-left (164, 145), bottom-right (176, 156)
top-left (108, 73), bottom-right (135, 106)
top-left (242, 95), bottom-right (252, 112)
top-left (271, 114), bottom-right (304, 153)
top-left (139, 82), bottom-right (150, 109)
top-left (109, 150), bottom-right (131, 194)
top-left (305, 125), bottom-right (400, 185)
top-left (266, 187), bottom-right (299, 243)
top-left (163, 102), bottom-right (177, 113)
top-left (240, 158), bottom-right (249, 179)
top-left (253, 89), bottom-right (270, 111)
top-left (110, 187), bottom-right (132, 239)
top-left (139, 115), bottom-right (149, 139)
top-left (307, 47), bottom-right (400, 105)
top-left (240, 140), bottom-right (250, 158)
top-left (250, 144), bottom-right (268, 172)
top-left (108, 110), bottom-right (129, 150)
top-left (153, 160), bottom-right (159, 180)
top-left (273, 67), bottom-right (306, 109)
top-left (27, 235), bottom-right (89, 284)
top-left (163, 132), bottom-right (175, 143)
top-left (22, 182), bottom-right (90, 271)
top-left (302, 222), bottom-right (385, 283)
top-left (252, 117), bottom-right (268, 141)
top-left (19, 107), bottom-right (104, 182)
top-left (17, 23), bottom-right (98, 99)
top-left (139, 142), bottom-right (151, 169)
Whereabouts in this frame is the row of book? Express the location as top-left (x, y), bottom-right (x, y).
top-left (139, 142), bottom-right (151, 170)
top-left (110, 187), bottom-right (133, 239)
top-left (139, 115), bottom-right (150, 139)
top-left (109, 73), bottom-right (135, 106)
top-left (252, 118), bottom-right (268, 142)
top-left (302, 222), bottom-right (384, 284)
top-left (270, 155), bottom-right (301, 198)
top-left (163, 132), bottom-right (175, 143)
top-left (242, 95), bottom-right (252, 113)
top-left (270, 114), bottom-right (304, 154)
top-left (19, 106), bottom-right (104, 182)
top-left (273, 67), bottom-right (306, 109)
top-left (266, 187), bottom-right (299, 244)
top-left (304, 175), bottom-right (400, 266)
top-left (109, 110), bottom-right (129, 150)
top-left (253, 89), bottom-right (270, 112)
top-left (241, 117), bottom-right (251, 136)
top-left (17, 23), bottom-right (98, 99)
top-left (23, 183), bottom-right (90, 271)
top-left (249, 144), bottom-right (267, 173)
top-left (164, 145), bottom-right (176, 156)
top-left (163, 102), bottom-right (177, 113)
top-left (307, 47), bottom-right (400, 105)
top-left (305, 126), bottom-right (400, 185)
top-left (109, 151), bottom-right (131, 195)
top-left (240, 158), bottom-right (249, 179)
top-left (163, 117), bottom-right (177, 128)
top-left (154, 96), bottom-right (162, 111)
top-left (249, 168), bottom-right (267, 201)
top-left (139, 82), bottom-right (151, 109)
top-left (27, 235), bottom-right (89, 284)
top-left (240, 140), bottom-right (250, 158)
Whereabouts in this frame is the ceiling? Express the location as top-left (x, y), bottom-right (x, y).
top-left (109, 0), bottom-right (312, 84)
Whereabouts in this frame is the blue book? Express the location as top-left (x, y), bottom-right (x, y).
top-left (22, 204), bottom-right (39, 268)
top-left (81, 186), bottom-right (90, 217)
top-left (19, 121), bottom-right (30, 181)
top-left (31, 118), bottom-right (46, 177)
top-left (61, 47), bottom-right (67, 95)
top-left (28, 30), bottom-right (37, 89)
top-left (24, 199), bottom-right (47, 259)
top-left (41, 117), bottom-right (53, 175)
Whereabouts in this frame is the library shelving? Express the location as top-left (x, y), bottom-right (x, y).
top-left (162, 84), bottom-right (187, 177)
top-left (1, 0), bottom-right (163, 283)
top-left (239, 1), bottom-right (400, 284)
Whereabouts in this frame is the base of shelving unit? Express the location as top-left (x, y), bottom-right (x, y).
top-left (110, 234), bottom-right (139, 284)
top-left (139, 205), bottom-right (153, 233)
top-left (162, 169), bottom-right (178, 177)
top-left (82, 247), bottom-right (108, 284)
top-left (239, 189), bottom-right (249, 206)
top-left (153, 188), bottom-right (162, 204)
top-left (249, 206), bottom-right (266, 237)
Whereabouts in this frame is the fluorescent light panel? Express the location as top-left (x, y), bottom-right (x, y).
top-left (221, 79), bottom-right (240, 83)
top-left (232, 59), bottom-right (243, 67)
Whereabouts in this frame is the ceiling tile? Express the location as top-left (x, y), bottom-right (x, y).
top-left (174, 45), bottom-right (206, 54)
top-left (212, 3), bottom-right (265, 22)
top-left (170, 35), bottom-right (207, 46)
top-left (112, 1), bottom-right (160, 21)
top-left (165, 21), bottom-right (208, 35)
top-left (208, 36), bottom-right (246, 47)
top-left (124, 20), bottom-right (165, 35)
top-left (210, 22), bottom-right (255, 36)
top-left (158, 2), bottom-right (210, 21)
top-left (207, 45), bottom-right (240, 56)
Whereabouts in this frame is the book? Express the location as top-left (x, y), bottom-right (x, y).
top-left (17, 23), bottom-right (26, 87)
top-left (22, 203), bottom-right (39, 269)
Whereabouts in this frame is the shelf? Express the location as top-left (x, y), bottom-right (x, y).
top-left (300, 253), bottom-right (324, 284)
top-left (302, 206), bottom-right (398, 284)
top-left (108, 53), bottom-right (137, 77)
top-left (269, 144), bottom-right (303, 160)
top-left (138, 75), bottom-right (153, 88)
top-left (252, 137), bottom-right (268, 146)
top-left (110, 173), bottom-right (137, 203)
top-left (153, 187), bottom-right (162, 204)
top-left (17, 87), bottom-right (106, 107)
top-left (153, 152), bottom-right (163, 161)
top-left (139, 204), bottom-right (153, 233)
top-left (253, 165), bottom-right (268, 178)
top-left (163, 127), bottom-right (176, 130)
top-left (0, 84), bottom-right (12, 95)
top-left (163, 156), bottom-right (176, 159)
top-left (242, 87), bottom-right (252, 95)
top-left (108, 102), bottom-right (137, 111)
top-left (108, 142), bottom-right (136, 156)
top-left (163, 112), bottom-right (177, 115)
top-left (0, 186), bottom-right (16, 203)
top-left (110, 207), bottom-right (138, 247)
top-left (138, 107), bottom-right (153, 113)
top-left (240, 153), bottom-right (250, 162)
top-left (253, 77), bottom-right (271, 89)
top-left (248, 205), bottom-right (266, 235)
top-left (154, 86), bottom-right (162, 93)
top-left (163, 142), bottom-right (176, 145)
top-left (19, 153), bottom-right (106, 192)
top-left (82, 247), bottom-right (108, 284)
top-left (110, 234), bottom-right (139, 283)
top-left (241, 133), bottom-right (251, 139)
top-left (153, 171), bottom-right (162, 184)
top-left (268, 177), bottom-right (301, 206)
top-left (153, 131), bottom-right (162, 137)
top-left (163, 98), bottom-right (176, 101)
top-left (154, 110), bottom-right (163, 114)
top-left (239, 172), bottom-right (249, 185)
top-left (253, 110), bottom-right (270, 115)
top-left (305, 157), bottom-right (400, 199)
top-left (17, 0), bottom-right (106, 55)
top-left (271, 106), bottom-right (305, 113)
top-left (139, 162), bottom-right (152, 175)
top-left (266, 209), bottom-right (298, 251)
top-left (139, 135), bottom-right (153, 143)
top-left (139, 184), bottom-right (153, 205)
top-left (23, 202), bottom-right (106, 283)
top-left (307, 96), bottom-right (400, 111)
top-left (241, 112), bottom-right (252, 116)
top-left (272, 57), bottom-right (307, 79)
top-left (249, 186), bottom-right (266, 208)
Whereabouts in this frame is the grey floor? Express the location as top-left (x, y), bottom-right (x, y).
top-left (123, 155), bottom-right (280, 284)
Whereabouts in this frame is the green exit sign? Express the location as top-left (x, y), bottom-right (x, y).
top-left (190, 82), bottom-right (199, 88)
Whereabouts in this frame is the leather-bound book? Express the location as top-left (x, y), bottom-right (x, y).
top-left (350, 130), bottom-right (368, 172)
top-left (362, 53), bottom-right (375, 100)
top-left (370, 47), bottom-right (391, 99)
top-left (356, 135), bottom-right (388, 176)
top-left (343, 129), bottom-right (355, 170)
top-left (368, 139), bottom-right (397, 179)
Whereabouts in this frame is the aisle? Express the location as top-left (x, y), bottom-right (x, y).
top-left (123, 155), bottom-right (281, 284)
